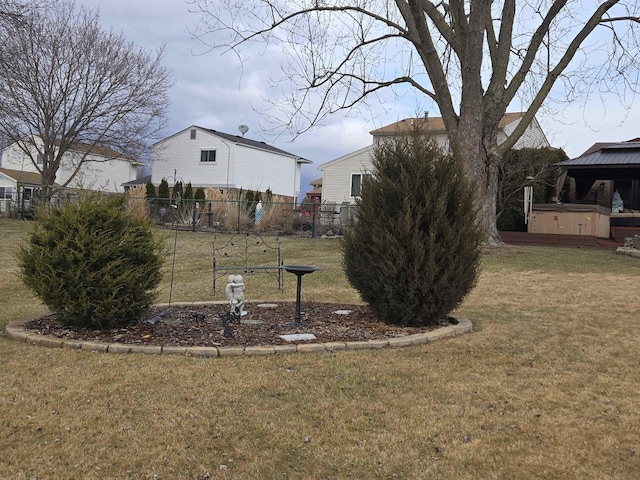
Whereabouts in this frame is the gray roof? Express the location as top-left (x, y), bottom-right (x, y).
top-left (121, 175), bottom-right (151, 187)
top-left (558, 142), bottom-right (640, 167)
top-left (200, 127), bottom-right (312, 164)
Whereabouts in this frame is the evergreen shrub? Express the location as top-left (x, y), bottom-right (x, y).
top-left (158, 178), bottom-right (170, 199)
top-left (184, 182), bottom-right (194, 200)
top-left (145, 181), bottom-right (157, 199)
top-left (18, 194), bottom-right (165, 329)
top-left (342, 134), bottom-right (482, 326)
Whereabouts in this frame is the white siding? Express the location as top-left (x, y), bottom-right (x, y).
top-left (1, 143), bottom-right (38, 172)
top-left (60, 156), bottom-right (138, 192)
top-left (1, 140), bottom-right (138, 192)
top-left (233, 144), bottom-right (298, 197)
top-left (501, 117), bottom-right (550, 149)
top-left (153, 128), bottom-right (235, 189)
top-left (152, 126), bottom-right (303, 198)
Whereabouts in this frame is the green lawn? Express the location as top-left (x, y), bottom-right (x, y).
top-left (1, 218), bottom-right (640, 479)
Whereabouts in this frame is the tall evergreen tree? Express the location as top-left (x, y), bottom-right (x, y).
top-left (343, 133), bottom-right (483, 326)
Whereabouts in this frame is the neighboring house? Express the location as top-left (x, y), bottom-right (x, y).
top-left (122, 175), bottom-right (152, 192)
top-left (369, 111), bottom-right (549, 151)
top-left (0, 137), bottom-right (144, 193)
top-left (317, 145), bottom-right (374, 205)
top-left (151, 126), bottom-right (312, 201)
top-left (0, 168), bottom-right (57, 215)
top-left (306, 177), bottom-right (323, 203)
top-left (318, 112), bottom-right (550, 205)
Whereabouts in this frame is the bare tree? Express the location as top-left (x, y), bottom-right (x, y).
top-left (0, 0), bottom-right (44, 24)
top-left (0, 1), bottom-right (172, 194)
top-left (189, 0), bottom-right (640, 246)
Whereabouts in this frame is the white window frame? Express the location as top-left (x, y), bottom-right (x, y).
top-left (350, 173), bottom-right (364, 198)
top-left (0, 186), bottom-right (13, 199)
top-left (200, 150), bottom-right (217, 163)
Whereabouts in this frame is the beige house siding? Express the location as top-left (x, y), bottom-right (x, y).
top-left (320, 113), bottom-right (550, 205)
top-left (318, 146), bottom-right (373, 205)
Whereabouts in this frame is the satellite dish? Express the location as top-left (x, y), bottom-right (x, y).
top-left (238, 125), bottom-right (249, 137)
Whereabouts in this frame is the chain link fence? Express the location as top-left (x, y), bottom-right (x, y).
top-left (1, 191), bottom-right (357, 236)
top-left (138, 197), bottom-right (356, 236)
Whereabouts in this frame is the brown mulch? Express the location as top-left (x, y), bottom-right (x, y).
top-left (24, 302), bottom-right (455, 347)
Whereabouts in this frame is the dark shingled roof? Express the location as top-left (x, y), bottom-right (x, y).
top-left (201, 128), bottom-right (312, 163)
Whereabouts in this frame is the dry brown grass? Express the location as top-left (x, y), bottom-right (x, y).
top-left (2, 220), bottom-right (640, 479)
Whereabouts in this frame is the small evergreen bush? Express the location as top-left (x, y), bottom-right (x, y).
top-left (172, 180), bottom-right (184, 200)
top-left (145, 181), bottom-right (157, 199)
top-left (18, 194), bottom-right (165, 329)
top-left (184, 182), bottom-right (194, 200)
top-left (158, 178), bottom-right (170, 199)
top-left (342, 134), bottom-right (482, 326)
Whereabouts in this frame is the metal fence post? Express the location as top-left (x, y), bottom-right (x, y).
top-left (311, 197), bottom-right (317, 238)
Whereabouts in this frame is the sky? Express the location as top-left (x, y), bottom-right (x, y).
top-left (82, 0), bottom-right (640, 196)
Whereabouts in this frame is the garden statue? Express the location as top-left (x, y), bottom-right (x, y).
top-left (255, 201), bottom-right (263, 224)
top-left (225, 274), bottom-right (245, 316)
top-left (612, 190), bottom-right (624, 213)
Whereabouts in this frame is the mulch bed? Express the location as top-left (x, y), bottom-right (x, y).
top-left (24, 302), bottom-right (455, 347)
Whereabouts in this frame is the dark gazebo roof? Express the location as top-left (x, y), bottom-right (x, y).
top-left (556, 141), bottom-right (640, 198)
top-left (556, 139), bottom-right (640, 197)
top-left (559, 142), bottom-right (640, 169)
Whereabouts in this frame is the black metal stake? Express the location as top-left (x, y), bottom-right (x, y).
top-left (294, 272), bottom-right (303, 324)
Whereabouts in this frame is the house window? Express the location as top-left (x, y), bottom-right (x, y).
top-left (190, 129), bottom-right (196, 140)
top-left (0, 186), bottom-right (13, 199)
top-left (200, 150), bottom-right (216, 163)
top-left (36, 153), bottom-right (43, 165)
top-left (351, 173), bottom-right (368, 197)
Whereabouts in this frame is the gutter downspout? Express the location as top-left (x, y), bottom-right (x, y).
top-left (218, 137), bottom-right (232, 191)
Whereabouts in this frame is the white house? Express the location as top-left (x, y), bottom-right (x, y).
top-left (318, 112), bottom-right (550, 205)
top-left (152, 126), bottom-right (312, 201)
top-left (0, 168), bottom-right (52, 214)
top-left (0, 137), bottom-right (143, 193)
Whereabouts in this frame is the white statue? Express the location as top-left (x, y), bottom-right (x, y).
top-left (225, 274), bottom-right (245, 315)
top-left (612, 190), bottom-right (624, 213)
top-left (255, 201), bottom-right (263, 224)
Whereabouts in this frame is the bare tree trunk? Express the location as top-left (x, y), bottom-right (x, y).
top-left (481, 160), bottom-right (503, 248)
top-left (454, 116), bottom-right (504, 248)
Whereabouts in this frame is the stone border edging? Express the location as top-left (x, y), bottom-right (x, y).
top-left (616, 246), bottom-right (640, 258)
top-left (4, 314), bottom-right (473, 357)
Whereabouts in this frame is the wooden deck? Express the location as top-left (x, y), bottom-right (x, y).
top-left (498, 231), bottom-right (626, 250)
